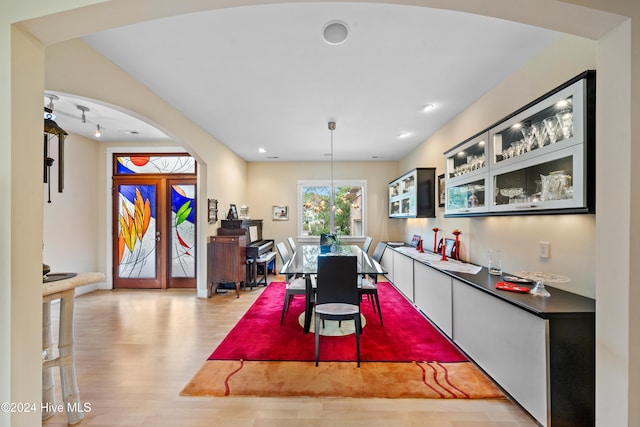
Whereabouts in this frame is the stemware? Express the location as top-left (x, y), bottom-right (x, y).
top-left (521, 126), bottom-right (536, 151)
top-left (499, 187), bottom-right (523, 204)
top-left (556, 112), bottom-right (573, 140)
top-left (543, 116), bottom-right (561, 144)
top-left (531, 121), bottom-right (548, 149)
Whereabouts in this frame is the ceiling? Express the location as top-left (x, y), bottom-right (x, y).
top-left (45, 3), bottom-right (559, 162)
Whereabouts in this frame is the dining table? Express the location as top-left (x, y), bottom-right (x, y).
top-left (280, 244), bottom-right (387, 333)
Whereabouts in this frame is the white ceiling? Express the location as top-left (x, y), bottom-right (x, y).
top-left (45, 3), bottom-right (559, 162)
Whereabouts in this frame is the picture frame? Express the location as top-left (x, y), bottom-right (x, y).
top-left (227, 203), bottom-right (238, 220)
top-left (272, 205), bottom-right (288, 221)
top-left (438, 174), bottom-right (446, 207)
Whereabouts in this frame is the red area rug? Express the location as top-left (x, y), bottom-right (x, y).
top-left (182, 282), bottom-right (504, 399)
top-left (209, 281), bottom-right (467, 363)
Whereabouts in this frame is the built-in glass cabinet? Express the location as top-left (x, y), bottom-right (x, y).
top-left (389, 168), bottom-right (436, 218)
top-left (444, 71), bottom-right (595, 217)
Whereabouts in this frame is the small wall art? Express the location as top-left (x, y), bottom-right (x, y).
top-left (272, 205), bottom-right (288, 221)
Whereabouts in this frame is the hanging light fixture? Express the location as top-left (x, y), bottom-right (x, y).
top-left (328, 121), bottom-right (336, 214)
top-left (44, 94), bottom-right (67, 203)
top-left (95, 124), bottom-right (102, 138)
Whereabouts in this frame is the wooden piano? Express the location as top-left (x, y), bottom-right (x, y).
top-left (215, 219), bottom-right (274, 288)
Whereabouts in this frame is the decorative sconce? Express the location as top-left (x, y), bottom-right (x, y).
top-left (208, 198), bottom-right (219, 224)
top-left (43, 95), bottom-right (67, 203)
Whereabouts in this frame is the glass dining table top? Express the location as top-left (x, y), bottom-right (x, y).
top-left (279, 244), bottom-right (386, 334)
top-left (280, 244), bottom-right (386, 276)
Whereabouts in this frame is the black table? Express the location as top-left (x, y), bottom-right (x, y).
top-left (280, 244), bottom-right (386, 333)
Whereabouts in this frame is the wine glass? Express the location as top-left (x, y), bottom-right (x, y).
top-left (543, 116), bottom-right (561, 144)
top-left (531, 122), bottom-right (548, 149)
top-left (556, 112), bottom-right (573, 140)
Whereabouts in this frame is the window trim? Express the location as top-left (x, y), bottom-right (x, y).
top-left (297, 179), bottom-right (367, 243)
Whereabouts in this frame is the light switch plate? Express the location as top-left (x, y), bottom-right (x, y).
top-left (539, 241), bottom-right (550, 259)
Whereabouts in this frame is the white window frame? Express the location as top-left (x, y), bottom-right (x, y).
top-left (297, 179), bottom-right (367, 243)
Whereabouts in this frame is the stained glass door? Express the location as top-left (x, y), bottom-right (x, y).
top-left (113, 154), bottom-right (197, 289)
top-left (167, 179), bottom-right (196, 288)
top-left (113, 178), bottom-right (165, 289)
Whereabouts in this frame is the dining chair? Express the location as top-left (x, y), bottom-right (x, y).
top-left (361, 236), bottom-right (373, 255)
top-left (359, 242), bottom-right (386, 325)
top-left (314, 255), bottom-right (361, 367)
top-left (276, 242), bottom-right (307, 325)
top-left (287, 236), bottom-right (298, 254)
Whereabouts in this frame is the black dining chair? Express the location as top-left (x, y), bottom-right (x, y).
top-left (359, 242), bottom-right (386, 325)
top-left (314, 255), bottom-right (361, 367)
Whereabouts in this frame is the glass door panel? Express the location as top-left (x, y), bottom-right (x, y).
top-left (114, 179), bottom-right (163, 288)
top-left (170, 181), bottom-right (196, 284)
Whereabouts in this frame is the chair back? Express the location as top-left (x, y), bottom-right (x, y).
top-left (316, 255), bottom-right (358, 305)
top-left (361, 236), bottom-right (373, 254)
top-left (371, 242), bottom-right (387, 263)
top-left (287, 236), bottom-right (298, 254)
top-left (276, 241), bottom-right (292, 265)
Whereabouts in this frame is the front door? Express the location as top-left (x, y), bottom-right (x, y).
top-left (112, 154), bottom-right (197, 289)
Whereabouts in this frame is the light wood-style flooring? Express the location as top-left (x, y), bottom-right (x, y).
top-left (43, 276), bottom-right (537, 426)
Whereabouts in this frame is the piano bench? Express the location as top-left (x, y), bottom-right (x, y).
top-left (255, 251), bottom-right (277, 287)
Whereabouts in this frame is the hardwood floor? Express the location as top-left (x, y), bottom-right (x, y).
top-left (43, 276), bottom-right (537, 427)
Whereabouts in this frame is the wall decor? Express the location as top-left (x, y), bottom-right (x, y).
top-left (208, 199), bottom-right (218, 224)
top-left (273, 205), bottom-right (288, 221)
top-left (438, 174), bottom-right (446, 207)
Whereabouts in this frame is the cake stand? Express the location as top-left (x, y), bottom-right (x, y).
top-left (512, 271), bottom-right (571, 297)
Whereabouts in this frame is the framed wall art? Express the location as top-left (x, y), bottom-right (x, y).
top-left (272, 205), bottom-right (288, 221)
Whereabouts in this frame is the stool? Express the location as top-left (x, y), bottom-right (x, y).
top-left (42, 272), bottom-right (104, 425)
top-left (255, 251), bottom-right (277, 286)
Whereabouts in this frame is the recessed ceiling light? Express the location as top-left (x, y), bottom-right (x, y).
top-left (398, 132), bottom-right (409, 138)
top-left (258, 147), bottom-right (267, 153)
top-left (266, 156), bottom-right (279, 159)
top-left (422, 104), bottom-right (435, 112)
top-left (125, 130), bottom-right (139, 135)
top-left (322, 20), bottom-right (349, 45)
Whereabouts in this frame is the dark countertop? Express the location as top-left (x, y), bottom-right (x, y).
top-left (385, 244), bottom-right (595, 319)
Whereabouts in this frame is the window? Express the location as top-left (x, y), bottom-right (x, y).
top-left (298, 180), bottom-right (366, 240)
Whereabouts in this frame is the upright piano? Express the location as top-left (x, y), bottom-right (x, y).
top-left (216, 219), bottom-right (274, 287)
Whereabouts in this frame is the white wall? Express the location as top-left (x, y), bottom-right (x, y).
top-left (246, 160), bottom-right (402, 269)
top-left (43, 132), bottom-right (102, 294)
top-left (399, 34), bottom-right (598, 298)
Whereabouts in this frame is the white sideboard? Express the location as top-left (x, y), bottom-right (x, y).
top-left (379, 244), bottom-right (595, 427)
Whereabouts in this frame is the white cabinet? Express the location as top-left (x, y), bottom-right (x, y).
top-left (382, 244), bottom-right (594, 427)
top-left (392, 251), bottom-right (414, 302)
top-left (388, 168), bottom-right (436, 218)
top-left (444, 70), bottom-right (595, 217)
top-left (379, 245), bottom-right (394, 283)
top-left (414, 263), bottom-right (452, 337)
top-left (452, 279), bottom-right (548, 426)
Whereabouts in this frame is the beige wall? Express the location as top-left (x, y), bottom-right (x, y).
top-left (246, 161), bottom-right (402, 268)
top-left (43, 132), bottom-right (101, 294)
top-left (2, 1), bottom-right (639, 426)
top-left (399, 34), bottom-right (598, 298)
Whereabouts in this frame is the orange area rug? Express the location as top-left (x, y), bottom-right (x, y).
top-left (180, 360), bottom-right (504, 399)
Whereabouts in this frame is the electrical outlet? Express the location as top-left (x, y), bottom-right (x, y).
top-left (539, 241), bottom-right (550, 259)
